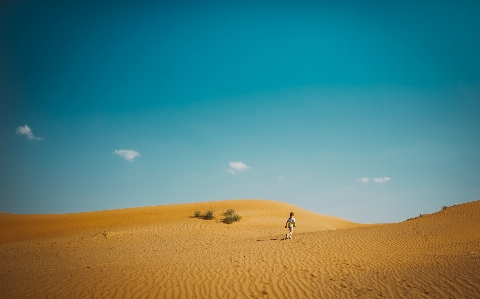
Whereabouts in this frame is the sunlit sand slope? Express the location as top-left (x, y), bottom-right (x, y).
top-left (1, 199), bottom-right (479, 298)
top-left (0, 199), bottom-right (357, 243)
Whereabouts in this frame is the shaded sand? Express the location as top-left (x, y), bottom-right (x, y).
top-left (1, 199), bottom-right (479, 298)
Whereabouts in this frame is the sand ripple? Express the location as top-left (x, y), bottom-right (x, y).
top-left (1, 199), bottom-right (479, 298)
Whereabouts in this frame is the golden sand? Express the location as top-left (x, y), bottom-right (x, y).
top-left (1, 199), bottom-right (479, 298)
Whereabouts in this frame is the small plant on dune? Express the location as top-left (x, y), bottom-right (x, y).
top-left (224, 209), bottom-right (241, 224)
top-left (204, 210), bottom-right (214, 220)
top-left (225, 214), bottom-right (241, 224)
top-left (441, 205), bottom-right (448, 211)
top-left (194, 211), bottom-right (201, 218)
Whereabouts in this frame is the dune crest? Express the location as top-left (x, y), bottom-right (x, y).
top-left (0, 199), bottom-right (359, 243)
top-left (1, 199), bottom-right (479, 298)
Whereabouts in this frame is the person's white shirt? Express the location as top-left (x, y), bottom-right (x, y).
top-left (287, 216), bottom-right (296, 228)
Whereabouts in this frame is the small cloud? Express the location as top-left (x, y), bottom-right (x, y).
top-left (16, 125), bottom-right (42, 140)
top-left (373, 177), bottom-right (391, 183)
top-left (357, 177), bottom-right (370, 183)
top-left (227, 161), bottom-right (250, 174)
top-left (114, 149), bottom-right (140, 161)
top-left (278, 176), bottom-right (286, 181)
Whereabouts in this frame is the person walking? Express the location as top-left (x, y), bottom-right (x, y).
top-left (285, 212), bottom-right (296, 240)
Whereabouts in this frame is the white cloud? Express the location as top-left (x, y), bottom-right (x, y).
top-left (16, 125), bottom-right (42, 140)
top-left (373, 177), bottom-right (391, 183)
top-left (114, 149), bottom-right (140, 161)
top-left (278, 176), bottom-right (286, 181)
top-left (357, 177), bottom-right (370, 183)
top-left (357, 177), bottom-right (391, 183)
top-left (227, 161), bottom-right (250, 174)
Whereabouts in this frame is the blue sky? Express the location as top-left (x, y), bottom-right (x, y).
top-left (1, 1), bottom-right (479, 223)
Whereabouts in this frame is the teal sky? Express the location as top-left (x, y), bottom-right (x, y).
top-left (1, 1), bottom-right (479, 223)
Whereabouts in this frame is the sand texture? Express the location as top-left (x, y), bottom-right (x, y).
top-left (1, 199), bottom-right (479, 298)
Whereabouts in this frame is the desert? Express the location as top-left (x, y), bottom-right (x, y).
top-left (1, 199), bottom-right (480, 298)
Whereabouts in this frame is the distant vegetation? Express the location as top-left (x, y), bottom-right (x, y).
top-left (405, 205), bottom-right (451, 222)
top-left (223, 209), bottom-right (241, 224)
top-left (204, 210), bottom-right (214, 220)
top-left (193, 209), bottom-right (241, 224)
top-left (193, 210), bottom-right (215, 220)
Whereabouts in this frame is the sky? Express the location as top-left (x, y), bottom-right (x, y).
top-left (1, 0), bottom-right (479, 223)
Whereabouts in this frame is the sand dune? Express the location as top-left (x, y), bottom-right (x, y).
top-left (1, 199), bottom-right (479, 298)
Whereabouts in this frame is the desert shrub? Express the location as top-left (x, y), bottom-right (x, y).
top-left (441, 205), bottom-right (448, 211)
top-left (194, 211), bottom-right (201, 218)
top-left (204, 210), bottom-right (214, 220)
top-left (224, 213), bottom-right (241, 224)
top-left (225, 209), bottom-right (235, 216)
